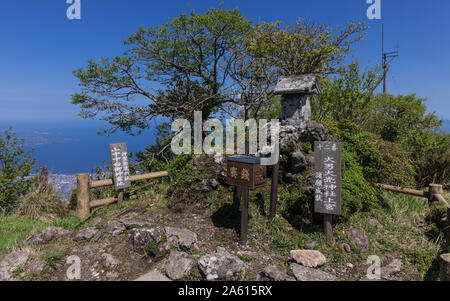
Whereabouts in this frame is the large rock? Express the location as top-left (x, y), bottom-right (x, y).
top-left (198, 249), bottom-right (244, 281)
top-left (101, 253), bottom-right (120, 269)
top-left (128, 228), bottom-right (161, 254)
top-left (288, 151), bottom-right (307, 173)
top-left (290, 250), bottom-right (326, 268)
top-left (73, 227), bottom-right (99, 242)
top-left (381, 258), bottom-right (403, 280)
top-left (25, 226), bottom-right (71, 245)
top-left (299, 123), bottom-right (335, 144)
top-left (165, 251), bottom-right (196, 280)
top-left (155, 236), bottom-right (179, 259)
top-left (255, 265), bottom-right (295, 281)
top-left (290, 263), bottom-right (336, 281)
top-left (104, 221), bottom-right (126, 236)
top-left (0, 251), bottom-right (32, 281)
top-left (165, 227), bottom-right (198, 249)
top-left (135, 270), bottom-right (171, 281)
top-left (347, 229), bottom-right (370, 249)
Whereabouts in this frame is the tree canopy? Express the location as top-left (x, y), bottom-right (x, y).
top-left (71, 7), bottom-right (367, 134)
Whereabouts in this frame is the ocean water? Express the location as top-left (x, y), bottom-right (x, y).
top-left (0, 119), bottom-right (158, 174)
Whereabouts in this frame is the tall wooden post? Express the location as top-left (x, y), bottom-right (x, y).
top-left (446, 206), bottom-right (450, 247)
top-left (324, 214), bottom-right (334, 246)
top-left (241, 188), bottom-right (249, 245)
top-left (76, 173), bottom-right (90, 221)
top-left (428, 184), bottom-right (443, 202)
top-left (117, 189), bottom-right (124, 208)
top-left (232, 187), bottom-right (242, 212)
top-left (269, 160), bottom-right (280, 220)
top-left (440, 253), bottom-right (450, 281)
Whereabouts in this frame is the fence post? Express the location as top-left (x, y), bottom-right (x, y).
top-left (76, 173), bottom-right (90, 221)
top-left (428, 184), bottom-right (443, 202)
top-left (440, 254), bottom-right (450, 281)
top-left (446, 207), bottom-right (450, 247)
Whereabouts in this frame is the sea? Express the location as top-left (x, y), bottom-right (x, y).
top-left (0, 119), bottom-right (158, 199)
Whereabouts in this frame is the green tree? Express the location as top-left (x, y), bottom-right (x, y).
top-left (71, 6), bottom-right (252, 135)
top-left (248, 19), bottom-right (368, 76)
top-left (368, 93), bottom-right (441, 143)
top-left (312, 61), bottom-right (382, 124)
top-left (0, 127), bottom-right (38, 213)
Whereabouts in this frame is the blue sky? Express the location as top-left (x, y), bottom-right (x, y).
top-left (0, 0), bottom-right (449, 121)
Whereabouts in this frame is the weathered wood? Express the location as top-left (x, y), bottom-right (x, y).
top-left (90, 197), bottom-right (117, 208)
top-left (324, 214), bottom-right (334, 246)
top-left (76, 174), bottom-right (90, 221)
top-left (117, 189), bottom-right (124, 208)
top-left (109, 142), bottom-right (131, 190)
top-left (232, 186), bottom-right (242, 212)
top-left (373, 183), bottom-right (427, 198)
top-left (440, 253), bottom-right (450, 281)
top-left (241, 188), bottom-right (249, 245)
top-left (89, 171), bottom-right (169, 188)
top-left (314, 141), bottom-right (342, 215)
top-left (433, 193), bottom-right (450, 207)
top-left (269, 159), bottom-right (280, 220)
top-left (446, 206), bottom-right (450, 247)
top-left (130, 171), bottom-right (169, 182)
top-left (428, 184), bottom-right (444, 202)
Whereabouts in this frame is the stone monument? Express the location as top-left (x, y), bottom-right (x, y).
top-left (273, 74), bottom-right (321, 129)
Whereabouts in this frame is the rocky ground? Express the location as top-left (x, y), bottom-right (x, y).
top-left (0, 202), bottom-right (405, 281)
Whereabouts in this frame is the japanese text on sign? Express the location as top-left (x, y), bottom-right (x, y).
top-left (109, 142), bottom-right (131, 190)
top-left (314, 141), bottom-right (342, 215)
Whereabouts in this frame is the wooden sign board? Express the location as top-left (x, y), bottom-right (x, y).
top-left (109, 142), bottom-right (131, 190)
top-left (226, 156), bottom-right (266, 190)
top-left (314, 141), bottom-right (342, 215)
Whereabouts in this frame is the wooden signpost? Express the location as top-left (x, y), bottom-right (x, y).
top-left (226, 156), bottom-right (266, 244)
top-left (314, 141), bottom-right (342, 245)
top-left (109, 142), bottom-right (131, 207)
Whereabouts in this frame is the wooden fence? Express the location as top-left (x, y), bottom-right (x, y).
top-left (76, 171), bottom-right (169, 222)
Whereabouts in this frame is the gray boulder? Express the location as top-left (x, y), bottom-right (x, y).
top-left (290, 263), bottom-right (336, 281)
top-left (104, 221), bottom-right (126, 236)
top-left (255, 265), bottom-right (295, 281)
top-left (198, 249), bottom-right (244, 281)
top-left (381, 258), bottom-right (403, 280)
top-left (25, 226), bottom-right (71, 245)
top-left (165, 227), bottom-right (198, 249)
top-left (0, 251), bottom-right (32, 281)
top-left (165, 251), bottom-right (196, 280)
top-left (101, 253), bottom-right (120, 269)
top-left (128, 228), bottom-right (161, 253)
top-left (299, 123), bottom-right (335, 144)
top-left (135, 270), bottom-right (171, 281)
top-left (73, 227), bottom-right (99, 242)
top-left (347, 229), bottom-right (370, 249)
top-left (155, 236), bottom-right (179, 259)
top-left (288, 151), bottom-right (307, 173)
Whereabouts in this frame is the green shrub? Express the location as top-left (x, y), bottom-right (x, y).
top-left (326, 120), bottom-right (415, 186)
top-left (0, 127), bottom-right (38, 213)
top-left (15, 167), bottom-right (67, 222)
top-left (341, 147), bottom-right (380, 215)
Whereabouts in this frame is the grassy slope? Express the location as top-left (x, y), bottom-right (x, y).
top-left (0, 184), bottom-right (448, 281)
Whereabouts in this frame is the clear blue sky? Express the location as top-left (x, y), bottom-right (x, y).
top-left (0, 0), bottom-right (449, 121)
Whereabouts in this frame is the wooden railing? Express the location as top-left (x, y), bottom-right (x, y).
top-left (76, 171), bottom-right (169, 221)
